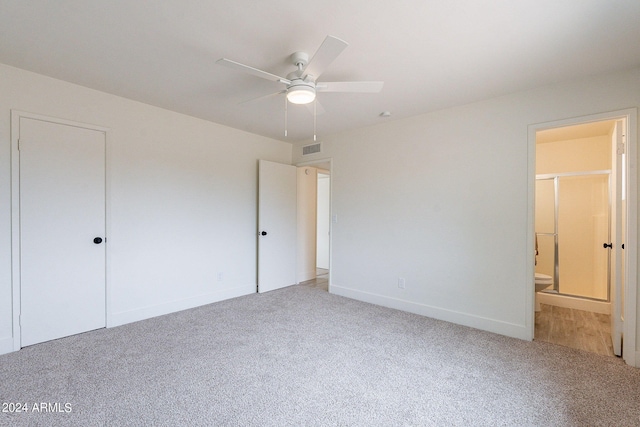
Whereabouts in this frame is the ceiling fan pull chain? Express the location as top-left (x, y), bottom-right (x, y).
top-left (313, 99), bottom-right (317, 141)
top-left (284, 97), bottom-right (288, 137)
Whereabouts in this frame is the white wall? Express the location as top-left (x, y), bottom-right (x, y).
top-left (537, 135), bottom-right (611, 174)
top-left (0, 63), bottom-right (291, 354)
top-left (296, 167), bottom-right (318, 282)
top-left (293, 68), bottom-right (640, 348)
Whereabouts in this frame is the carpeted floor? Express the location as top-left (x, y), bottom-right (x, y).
top-left (1, 283), bottom-right (639, 426)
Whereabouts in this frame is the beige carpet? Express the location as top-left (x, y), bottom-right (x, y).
top-left (1, 283), bottom-right (639, 426)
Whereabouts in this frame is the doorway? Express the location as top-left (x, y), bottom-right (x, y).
top-left (257, 158), bottom-right (331, 294)
top-left (529, 110), bottom-right (637, 366)
top-left (11, 111), bottom-right (108, 350)
top-left (296, 159), bottom-right (332, 292)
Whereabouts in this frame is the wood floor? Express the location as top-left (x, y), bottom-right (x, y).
top-left (299, 268), bottom-right (328, 291)
top-left (535, 303), bottom-right (616, 357)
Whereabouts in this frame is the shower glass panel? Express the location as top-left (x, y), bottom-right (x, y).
top-left (536, 234), bottom-right (556, 285)
top-left (535, 178), bottom-right (556, 287)
top-left (557, 174), bottom-right (609, 300)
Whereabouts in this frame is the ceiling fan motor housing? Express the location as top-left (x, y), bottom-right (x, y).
top-left (290, 51), bottom-right (309, 68)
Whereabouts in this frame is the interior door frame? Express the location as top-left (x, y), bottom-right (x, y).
top-left (527, 108), bottom-right (638, 366)
top-left (10, 110), bottom-right (111, 352)
top-left (296, 157), bottom-right (333, 291)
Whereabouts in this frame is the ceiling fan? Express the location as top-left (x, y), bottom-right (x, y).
top-left (216, 35), bottom-right (384, 107)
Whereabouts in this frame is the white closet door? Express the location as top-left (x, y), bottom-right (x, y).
top-left (257, 160), bottom-right (297, 293)
top-left (19, 117), bottom-right (106, 347)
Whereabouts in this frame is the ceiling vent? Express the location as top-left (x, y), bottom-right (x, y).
top-left (302, 143), bottom-right (322, 156)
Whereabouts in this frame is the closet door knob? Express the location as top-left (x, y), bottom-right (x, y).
top-left (603, 243), bottom-right (612, 249)
top-left (260, 231), bottom-right (267, 236)
top-left (93, 237), bottom-right (103, 244)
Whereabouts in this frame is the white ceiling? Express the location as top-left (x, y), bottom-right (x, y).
top-left (1, 1), bottom-right (639, 143)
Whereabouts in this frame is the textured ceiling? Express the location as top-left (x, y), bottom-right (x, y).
top-left (1, 1), bottom-right (639, 142)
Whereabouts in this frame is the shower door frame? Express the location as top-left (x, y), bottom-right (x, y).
top-left (535, 170), bottom-right (612, 301)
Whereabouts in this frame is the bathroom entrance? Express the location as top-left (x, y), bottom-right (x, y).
top-left (533, 116), bottom-right (630, 359)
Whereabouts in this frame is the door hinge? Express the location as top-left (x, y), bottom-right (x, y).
top-left (17, 139), bottom-right (21, 151)
top-left (617, 131), bottom-right (627, 155)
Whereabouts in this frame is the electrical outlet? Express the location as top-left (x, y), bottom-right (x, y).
top-left (398, 277), bottom-right (405, 289)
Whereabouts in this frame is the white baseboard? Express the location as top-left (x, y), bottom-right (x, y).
top-left (331, 285), bottom-right (530, 341)
top-left (536, 292), bottom-right (610, 314)
top-left (0, 336), bottom-right (15, 355)
top-left (108, 284), bottom-right (255, 327)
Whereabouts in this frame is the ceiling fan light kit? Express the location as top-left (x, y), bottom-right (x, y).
top-left (286, 81), bottom-right (316, 104)
top-left (216, 35), bottom-right (384, 137)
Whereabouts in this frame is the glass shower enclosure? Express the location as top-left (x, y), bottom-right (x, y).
top-left (535, 171), bottom-right (610, 301)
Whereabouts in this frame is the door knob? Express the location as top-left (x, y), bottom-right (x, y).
top-left (603, 243), bottom-right (612, 249)
top-left (260, 231), bottom-right (267, 236)
top-left (93, 237), bottom-right (103, 244)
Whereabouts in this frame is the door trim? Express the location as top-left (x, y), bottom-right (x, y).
top-left (527, 108), bottom-right (637, 366)
top-left (10, 110), bottom-right (110, 352)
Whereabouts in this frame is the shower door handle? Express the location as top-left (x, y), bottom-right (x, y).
top-left (603, 243), bottom-right (612, 249)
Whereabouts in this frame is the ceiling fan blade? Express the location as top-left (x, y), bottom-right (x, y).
top-left (316, 81), bottom-right (384, 93)
top-left (305, 100), bottom-right (326, 115)
top-left (216, 58), bottom-right (291, 84)
top-left (303, 35), bottom-right (348, 80)
top-left (239, 90), bottom-right (286, 105)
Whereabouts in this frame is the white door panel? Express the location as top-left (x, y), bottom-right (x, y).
top-left (20, 117), bottom-right (106, 347)
top-left (611, 120), bottom-right (624, 356)
top-left (258, 160), bottom-right (297, 293)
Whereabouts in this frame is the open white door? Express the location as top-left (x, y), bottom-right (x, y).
top-left (258, 160), bottom-right (297, 293)
top-left (19, 117), bottom-right (106, 347)
top-left (611, 119), bottom-right (625, 356)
